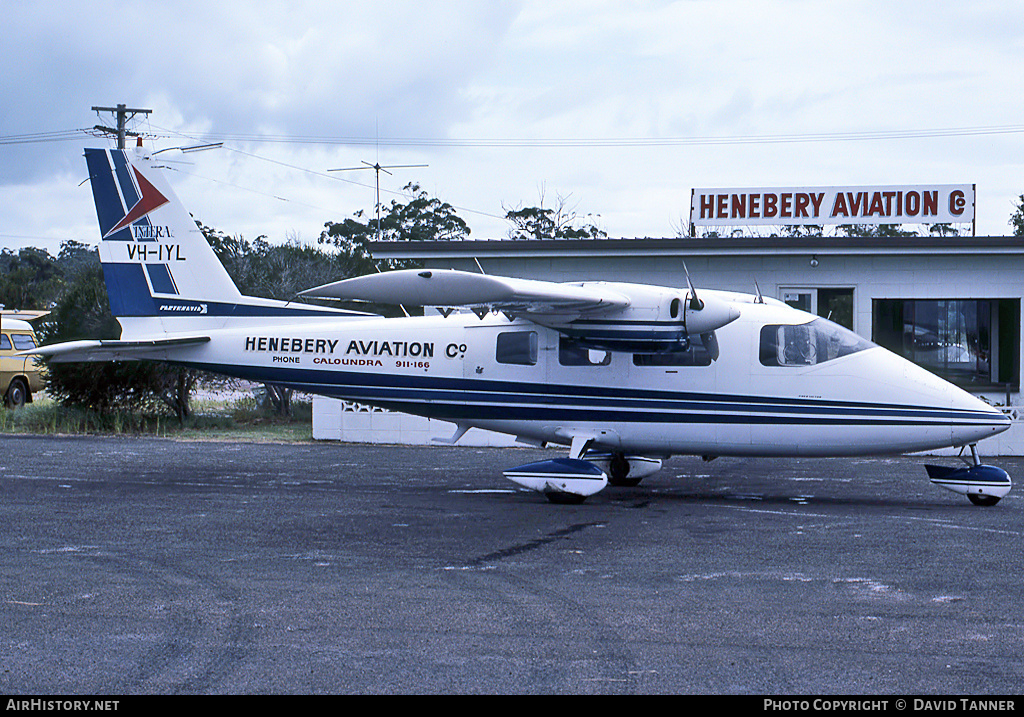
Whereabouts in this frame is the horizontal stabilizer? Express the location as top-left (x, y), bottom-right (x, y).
top-left (24, 336), bottom-right (210, 363)
top-left (300, 269), bottom-right (630, 315)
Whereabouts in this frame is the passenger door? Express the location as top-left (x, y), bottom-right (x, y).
top-left (0, 332), bottom-right (27, 396)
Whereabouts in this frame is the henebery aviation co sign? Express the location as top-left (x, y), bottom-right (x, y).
top-left (690, 184), bottom-right (975, 227)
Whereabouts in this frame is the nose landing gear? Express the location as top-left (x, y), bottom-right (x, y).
top-left (926, 444), bottom-right (1011, 506)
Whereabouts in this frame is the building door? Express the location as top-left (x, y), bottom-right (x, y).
top-left (781, 287), bottom-right (854, 331)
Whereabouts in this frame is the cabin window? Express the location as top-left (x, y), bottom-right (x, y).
top-left (760, 318), bottom-right (874, 367)
top-left (633, 334), bottom-right (712, 367)
top-left (558, 337), bottom-right (611, 366)
top-left (496, 331), bottom-right (538, 366)
top-left (872, 299), bottom-right (1020, 388)
top-left (0, 334), bottom-right (10, 351)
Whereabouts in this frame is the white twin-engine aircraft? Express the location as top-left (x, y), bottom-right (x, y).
top-left (30, 146), bottom-right (1013, 505)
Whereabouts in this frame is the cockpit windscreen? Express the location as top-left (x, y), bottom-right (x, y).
top-left (760, 318), bottom-right (876, 367)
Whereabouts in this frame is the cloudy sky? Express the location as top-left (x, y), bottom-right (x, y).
top-left (2, 0), bottom-right (1023, 256)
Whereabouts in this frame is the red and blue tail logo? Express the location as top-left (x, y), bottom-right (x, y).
top-left (104, 165), bottom-right (169, 238)
top-left (86, 148), bottom-right (171, 242)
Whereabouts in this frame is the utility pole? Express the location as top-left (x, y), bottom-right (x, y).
top-left (92, 104), bottom-right (152, 149)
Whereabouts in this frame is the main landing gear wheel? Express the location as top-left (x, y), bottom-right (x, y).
top-left (967, 494), bottom-right (1001, 507)
top-left (608, 452), bottom-right (642, 487)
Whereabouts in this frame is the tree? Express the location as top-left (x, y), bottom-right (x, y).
top-left (55, 240), bottom-right (101, 282)
top-left (240, 236), bottom-right (374, 301)
top-left (503, 192), bottom-right (606, 240)
top-left (12, 241), bottom-right (200, 421)
top-left (929, 223), bottom-right (957, 237)
top-left (39, 262), bottom-right (194, 417)
top-left (1010, 195), bottom-right (1024, 236)
top-left (320, 182), bottom-right (470, 249)
top-left (0, 246), bottom-right (62, 310)
top-left (836, 224), bottom-right (917, 237)
top-left (778, 225), bottom-right (824, 238)
top-left (384, 183), bottom-right (471, 242)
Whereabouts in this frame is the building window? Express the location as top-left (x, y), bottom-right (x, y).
top-left (872, 299), bottom-right (1020, 388)
top-left (495, 331), bottom-right (538, 366)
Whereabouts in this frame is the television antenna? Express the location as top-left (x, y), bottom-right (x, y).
top-left (328, 160), bottom-right (428, 241)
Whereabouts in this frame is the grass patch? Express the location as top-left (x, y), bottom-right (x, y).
top-left (0, 395), bottom-right (314, 442)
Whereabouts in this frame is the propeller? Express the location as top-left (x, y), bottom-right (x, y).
top-left (677, 262), bottom-right (742, 339)
top-left (682, 262), bottom-right (704, 311)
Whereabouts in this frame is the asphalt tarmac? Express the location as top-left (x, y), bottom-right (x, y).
top-left (1, 434), bottom-right (1023, 695)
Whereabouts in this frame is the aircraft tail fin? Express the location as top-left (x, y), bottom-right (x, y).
top-left (86, 146), bottom-right (248, 317)
top-left (84, 146), bottom-right (362, 325)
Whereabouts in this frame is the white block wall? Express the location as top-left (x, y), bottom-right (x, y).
top-left (312, 396), bottom-right (519, 447)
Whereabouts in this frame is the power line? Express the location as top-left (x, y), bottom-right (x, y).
top-left (127, 123), bottom-right (1024, 148)
top-left (0, 129), bottom-right (91, 146)
top-left (148, 124), bottom-right (506, 222)
top-left (91, 105), bottom-right (152, 149)
top-left (7, 122), bottom-right (1024, 149)
top-left (4, 118), bottom-right (1018, 235)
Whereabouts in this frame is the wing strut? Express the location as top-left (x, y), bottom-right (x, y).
top-left (569, 434), bottom-right (596, 460)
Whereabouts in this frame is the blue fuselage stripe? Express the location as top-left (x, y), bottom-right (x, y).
top-left (182, 361), bottom-right (1003, 427)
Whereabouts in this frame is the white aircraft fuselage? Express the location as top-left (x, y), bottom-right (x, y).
top-left (115, 293), bottom-right (1008, 459)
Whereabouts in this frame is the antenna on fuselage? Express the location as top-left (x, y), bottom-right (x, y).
top-left (754, 280), bottom-right (765, 304)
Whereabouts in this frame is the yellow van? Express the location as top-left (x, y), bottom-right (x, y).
top-left (1, 317), bottom-right (46, 408)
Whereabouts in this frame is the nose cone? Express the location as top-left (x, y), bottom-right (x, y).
top-left (902, 356), bottom-right (1012, 445)
top-left (949, 386), bottom-right (1012, 446)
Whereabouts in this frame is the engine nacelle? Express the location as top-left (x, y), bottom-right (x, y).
top-left (542, 284), bottom-right (740, 353)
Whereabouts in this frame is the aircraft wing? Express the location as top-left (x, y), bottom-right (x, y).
top-left (299, 269), bottom-right (631, 316)
top-left (23, 336), bottom-right (211, 363)
top-left (301, 269), bottom-right (740, 353)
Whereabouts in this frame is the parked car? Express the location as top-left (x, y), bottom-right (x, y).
top-left (1, 317), bottom-right (46, 408)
